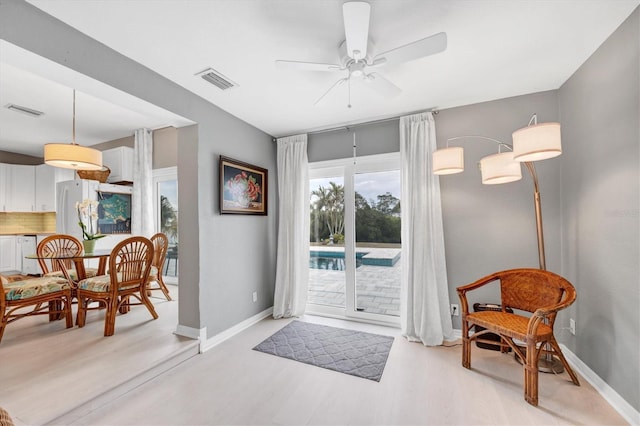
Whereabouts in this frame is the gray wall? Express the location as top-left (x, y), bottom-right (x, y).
top-left (559, 7), bottom-right (639, 411)
top-left (0, 150), bottom-right (43, 165)
top-left (0, 0), bottom-right (278, 338)
top-left (436, 92), bottom-right (562, 327)
top-left (153, 127), bottom-right (178, 169)
top-left (308, 119), bottom-right (400, 162)
top-left (308, 91), bottom-right (563, 330)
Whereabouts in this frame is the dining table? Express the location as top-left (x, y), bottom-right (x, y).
top-left (26, 249), bottom-right (112, 285)
top-left (26, 248), bottom-right (138, 319)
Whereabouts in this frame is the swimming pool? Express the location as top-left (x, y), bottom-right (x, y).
top-left (309, 251), bottom-right (365, 271)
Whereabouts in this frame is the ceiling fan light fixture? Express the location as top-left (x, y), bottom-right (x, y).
top-left (350, 62), bottom-right (365, 77)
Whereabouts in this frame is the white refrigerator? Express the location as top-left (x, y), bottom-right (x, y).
top-left (56, 180), bottom-right (134, 252)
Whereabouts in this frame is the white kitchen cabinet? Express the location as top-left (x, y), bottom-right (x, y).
top-left (4, 164), bottom-right (36, 212)
top-left (102, 146), bottom-right (134, 183)
top-left (35, 164), bottom-right (74, 212)
top-left (0, 236), bottom-right (17, 272)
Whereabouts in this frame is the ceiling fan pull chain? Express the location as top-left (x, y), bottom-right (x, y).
top-left (353, 131), bottom-right (357, 165)
top-left (348, 77), bottom-right (352, 108)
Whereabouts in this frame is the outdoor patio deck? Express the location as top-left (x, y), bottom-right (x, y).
top-left (309, 246), bottom-right (401, 316)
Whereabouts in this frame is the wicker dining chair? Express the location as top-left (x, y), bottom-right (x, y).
top-left (76, 236), bottom-right (158, 336)
top-left (0, 274), bottom-right (73, 343)
top-left (37, 234), bottom-right (98, 282)
top-left (457, 268), bottom-right (580, 406)
top-left (146, 233), bottom-right (172, 301)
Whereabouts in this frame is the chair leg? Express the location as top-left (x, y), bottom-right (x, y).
top-left (549, 337), bottom-right (580, 386)
top-left (524, 340), bottom-right (539, 406)
top-left (0, 312), bottom-right (7, 343)
top-left (156, 276), bottom-right (172, 301)
top-left (104, 298), bottom-right (119, 337)
top-left (76, 295), bottom-right (87, 327)
top-left (48, 300), bottom-right (62, 321)
top-left (140, 291), bottom-right (159, 320)
top-left (63, 295), bottom-right (73, 329)
top-left (462, 319), bottom-right (471, 369)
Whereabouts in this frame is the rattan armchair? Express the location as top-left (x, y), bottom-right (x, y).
top-left (76, 236), bottom-right (158, 336)
top-left (457, 268), bottom-right (580, 406)
top-left (146, 233), bottom-right (172, 301)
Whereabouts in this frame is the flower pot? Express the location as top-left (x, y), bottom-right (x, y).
top-left (83, 239), bottom-right (96, 254)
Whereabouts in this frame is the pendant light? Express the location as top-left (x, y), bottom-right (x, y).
top-left (44, 90), bottom-right (103, 170)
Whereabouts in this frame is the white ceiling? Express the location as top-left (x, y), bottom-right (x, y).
top-left (1, 0), bottom-right (638, 157)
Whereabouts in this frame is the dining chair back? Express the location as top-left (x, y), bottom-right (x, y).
top-left (147, 233), bottom-right (172, 300)
top-left (37, 234), bottom-right (82, 275)
top-left (76, 236), bottom-right (158, 336)
top-left (37, 234), bottom-right (98, 282)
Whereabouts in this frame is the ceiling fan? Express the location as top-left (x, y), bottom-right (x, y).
top-left (275, 1), bottom-right (447, 107)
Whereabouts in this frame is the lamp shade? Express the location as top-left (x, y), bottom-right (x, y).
top-left (480, 152), bottom-right (522, 184)
top-left (512, 122), bottom-right (561, 162)
top-left (433, 147), bottom-right (464, 175)
top-left (44, 143), bottom-right (103, 170)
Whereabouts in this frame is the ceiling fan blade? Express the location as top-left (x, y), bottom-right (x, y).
top-left (373, 32), bottom-right (447, 66)
top-left (314, 78), bottom-right (348, 106)
top-left (364, 73), bottom-right (402, 98)
top-left (276, 60), bottom-right (342, 72)
top-left (343, 1), bottom-right (370, 60)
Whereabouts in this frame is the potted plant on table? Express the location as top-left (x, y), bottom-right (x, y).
top-left (76, 199), bottom-right (106, 253)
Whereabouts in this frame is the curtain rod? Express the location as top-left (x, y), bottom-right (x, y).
top-left (272, 109), bottom-right (439, 141)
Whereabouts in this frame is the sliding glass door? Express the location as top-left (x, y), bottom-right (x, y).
top-left (153, 167), bottom-right (178, 285)
top-left (308, 154), bottom-right (401, 324)
top-left (308, 169), bottom-right (346, 309)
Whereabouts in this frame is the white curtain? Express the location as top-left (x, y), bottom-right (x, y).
top-left (273, 134), bottom-right (310, 318)
top-left (399, 112), bottom-right (454, 346)
top-left (132, 128), bottom-right (154, 237)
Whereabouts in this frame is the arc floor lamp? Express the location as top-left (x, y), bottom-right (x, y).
top-left (433, 114), bottom-right (564, 372)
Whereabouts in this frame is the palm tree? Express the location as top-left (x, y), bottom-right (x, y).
top-left (160, 195), bottom-right (178, 242)
top-left (310, 182), bottom-right (344, 242)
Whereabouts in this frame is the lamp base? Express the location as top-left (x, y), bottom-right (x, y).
top-left (514, 349), bottom-right (565, 374)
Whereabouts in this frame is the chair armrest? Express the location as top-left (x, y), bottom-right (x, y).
top-left (456, 272), bottom-right (501, 314)
top-left (532, 299), bottom-right (575, 321)
top-left (527, 289), bottom-right (576, 334)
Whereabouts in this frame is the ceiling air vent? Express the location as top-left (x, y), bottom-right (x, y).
top-left (4, 103), bottom-right (44, 117)
top-left (195, 68), bottom-right (238, 90)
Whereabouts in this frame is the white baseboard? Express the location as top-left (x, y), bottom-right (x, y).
top-left (453, 330), bottom-right (638, 423)
top-left (200, 307), bottom-right (273, 353)
top-left (452, 328), bottom-right (462, 340)
top-left (174, 324), bottom-right (206, 342)
top-left (560, 344), bottom-right (639, 425)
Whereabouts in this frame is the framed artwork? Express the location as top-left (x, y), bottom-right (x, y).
top-left (219, 155), bottom-right (268, 215)
top-left (96, 191), bottom-right (132, 234)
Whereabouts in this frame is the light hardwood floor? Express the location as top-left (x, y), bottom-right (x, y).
top-left (0, 290), bottom-right (198, 426)
top-left (52, 315), bottom-right (627, 425)
top-left (0, 291), bottom-right (628, 426)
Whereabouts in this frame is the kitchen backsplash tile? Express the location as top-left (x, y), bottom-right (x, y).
top-left (0, 212), bottom-right (56, 234)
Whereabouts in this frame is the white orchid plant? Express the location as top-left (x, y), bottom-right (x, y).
top-left (76, 199), bottom-right (106, 241)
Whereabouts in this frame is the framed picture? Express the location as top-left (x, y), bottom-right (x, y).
top-left (219, 155), bottom-right (268, 215)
